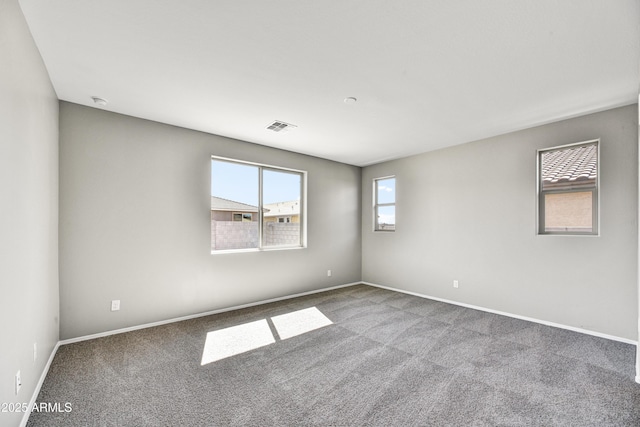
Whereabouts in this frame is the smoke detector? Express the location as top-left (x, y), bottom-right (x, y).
top-left (266, 120), bottom-right (297, 133)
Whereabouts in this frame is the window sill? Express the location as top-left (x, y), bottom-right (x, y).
top-left (536, 233), bottom-right (600, 237)
top-left (210, 246), bottom-right (306, 255)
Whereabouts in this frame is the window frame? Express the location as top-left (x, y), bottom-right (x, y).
top-left (373, 175), bottom-right (396, 232)
top-left (211, 156), bottom-right (307, 253)
top-left (537, 139), bottom-right (599, 236)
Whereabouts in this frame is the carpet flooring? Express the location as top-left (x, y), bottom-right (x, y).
top-left (27, 284), bottom-right (640, 426)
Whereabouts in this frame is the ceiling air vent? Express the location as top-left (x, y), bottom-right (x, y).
top-left (266, 120), bottom-right (297, 133)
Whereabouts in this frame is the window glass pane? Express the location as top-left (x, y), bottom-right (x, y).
top-left (544, 191), bottom-right (592, 233)
top-left (376, 178), bottom-right (396, 204)
top-left (211, 160), bottom-right (259, 251)
top-left (541, 144), bottom-right (597, 191)
top-left (262, 169), bottom-right (301, 248)
top-left (376, 205), bottom-right (396, 231)
top-left (211, 160), bottom-right (259, 206)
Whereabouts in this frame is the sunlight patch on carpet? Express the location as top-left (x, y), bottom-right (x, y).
top-left (271, 307), bottom-right (333, 340)
top-left (201, 319), bottom-right (275, 365)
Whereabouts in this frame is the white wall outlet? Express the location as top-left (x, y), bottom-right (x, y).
top-left (111, 300), bottom-right (121, 311)
top-left (453, 280), bottom-right (459, 288)
top-left (15, 370), bottom-right (21, 395)
top-left (327, 270), bottom-right (332, 277)
top-left (34, 342), bottom-right (37, 362)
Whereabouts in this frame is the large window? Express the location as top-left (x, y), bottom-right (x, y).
top-left (538, 140), bottom-right (598, 235)
top-left (211, 157), bottom-right (305, 252)
top-left (374, 176), bottom-right (396, 231)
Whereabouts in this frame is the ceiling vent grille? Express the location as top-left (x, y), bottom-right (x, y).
top-left (266, 120), bottom-right (297, 133)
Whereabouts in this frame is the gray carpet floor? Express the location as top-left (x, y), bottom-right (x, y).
top-left (28, 284), bottom-right (640, 426)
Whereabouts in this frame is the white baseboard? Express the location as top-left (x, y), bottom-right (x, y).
top-left (60, 281), bottom-right (361, 345)
top-left (17, 278), bottom-right (639, 422)
top-left (24, 282), bottom-right (362, 425)
top-left (362, 281), bottom-right (638, 345)
top-left (20, 341), bottom-right (61, 427)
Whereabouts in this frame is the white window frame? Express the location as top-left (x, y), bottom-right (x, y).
top-left (537, 139), bottom-right (599, 236)
top-left (373, 175), bottom-right (396, 232)
top-left (211, 156), bottom-right (307, 253)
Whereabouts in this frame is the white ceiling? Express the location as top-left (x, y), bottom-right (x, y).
top-left (19, 0), bottom-right (639, 166)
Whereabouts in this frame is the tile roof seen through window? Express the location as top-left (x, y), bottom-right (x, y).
top-left (541, 143), bottom-right (597, 190)
top-left (210, 196), bottom-right (300, 215)
top-left (211, 196), bottom-right (258, 212)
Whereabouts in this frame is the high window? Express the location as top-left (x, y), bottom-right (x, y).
top-left (211, 157), bottom-right (305, 252)
top-left (538, 140), bottom-right (598, 235)
top-left (374, 176), bottom-right (396, 231)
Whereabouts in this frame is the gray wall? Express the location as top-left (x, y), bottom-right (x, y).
top-left (362, 105), bottom-right (638, 340)
top-left (0, 0), bottom-right (59, 425)
top-left (59, 102), bottom-right (362, 339)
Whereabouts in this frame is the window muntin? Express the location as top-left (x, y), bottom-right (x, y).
top-left (211, 157), bottom-right (305, 252)
top-left (374, 176), bottom-right (396, 231)
top-left (538, 141), bottom-right (598, 235)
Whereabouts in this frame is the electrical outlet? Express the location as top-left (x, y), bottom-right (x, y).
top-left (327, 270), bottom-right (332, 277)
top-left (453, 280), bottom-right (459, 288)
top-left (111, 300), bottom-right (120, 311)
top-left (34, 342), bottom-right (37, 362)
top-left (15, 371), bottom-right (21, 395)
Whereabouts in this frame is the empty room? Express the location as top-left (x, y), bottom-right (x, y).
top-left (2, 0), bottom-right (640, 426)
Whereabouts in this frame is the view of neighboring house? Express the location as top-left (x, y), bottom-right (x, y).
top-left (210, 196), bottom-right (260, 250)
top-left (211, 197), bottom-right (301, 250)
top-left (264, 200), bottom-right (301, 223)
top-left (211, 197), bottom-right (301, 223)
top-left (210, 196), bottom-right (259, 222)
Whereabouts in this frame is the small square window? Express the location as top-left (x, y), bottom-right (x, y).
top-left (538, 141), bottom-right (598, 235)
